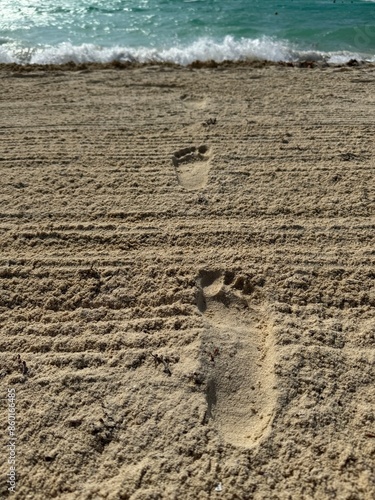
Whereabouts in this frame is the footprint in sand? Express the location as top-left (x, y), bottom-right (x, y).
top-left (180, 95), bottom-right (208, 111)
top-left (196, 270), bottom-right (277, 448)
top-left (172, 145), bottom-right (211, 191)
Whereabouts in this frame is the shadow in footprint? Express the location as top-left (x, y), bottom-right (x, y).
top-left (206, 378), bottom-right (217, 420)
top-left (197, 270), bottom-right (277, 448)
top-left (196, 269), bottom-right (222, 313)
top-left (172, 145), bottom-right (211, 191)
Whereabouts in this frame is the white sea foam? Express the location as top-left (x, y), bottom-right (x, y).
top-left (0, 36), bottom-right (373, 66)
top-left (0, 46), bottom-right (17, 63)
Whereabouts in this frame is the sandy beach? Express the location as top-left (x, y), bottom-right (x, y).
top-left (0, 62), bottom-right (374, 499)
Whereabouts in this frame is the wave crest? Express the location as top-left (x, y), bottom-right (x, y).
top-left (0, 36), bottom-right (373, 66)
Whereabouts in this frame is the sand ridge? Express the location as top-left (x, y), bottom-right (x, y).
top-left (0, 63), bottom-right (374, 499)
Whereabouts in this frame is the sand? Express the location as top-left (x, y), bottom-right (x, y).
top-left (0, 61), bottom-right (374, 499)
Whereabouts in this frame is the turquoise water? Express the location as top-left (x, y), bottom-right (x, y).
top-left (1, 0), bottom-right (375, 64)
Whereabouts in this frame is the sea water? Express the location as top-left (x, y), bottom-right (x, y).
top-left (0, 0), bottom-right (375, 65)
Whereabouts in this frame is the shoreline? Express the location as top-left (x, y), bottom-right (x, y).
top-left (1, 56), bottom-right (374, 73)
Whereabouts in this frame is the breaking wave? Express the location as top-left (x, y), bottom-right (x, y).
top-left (0, 36), bottom-right (374, 66)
